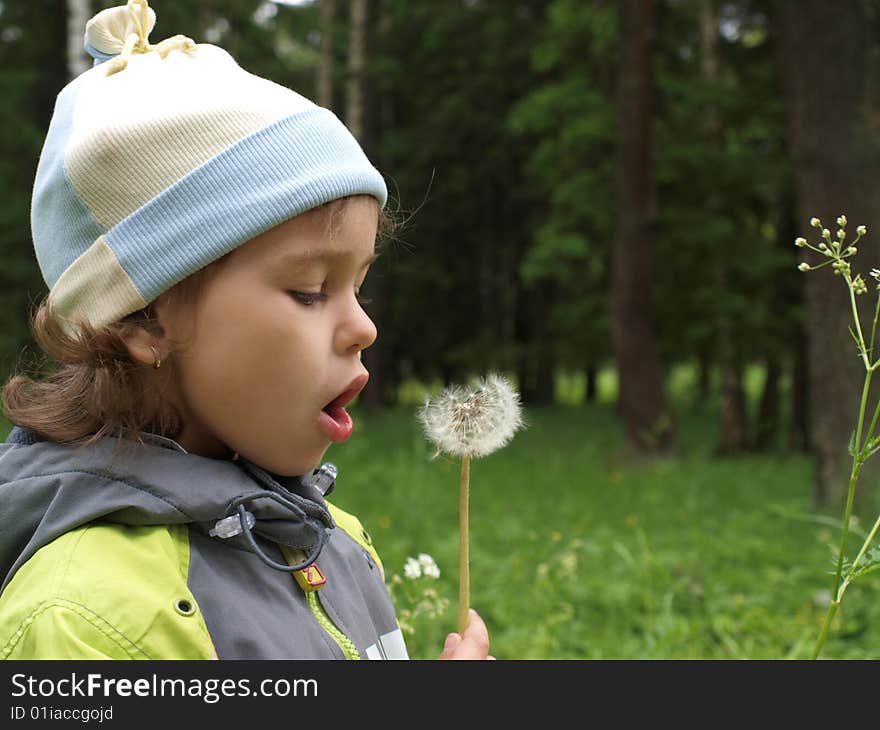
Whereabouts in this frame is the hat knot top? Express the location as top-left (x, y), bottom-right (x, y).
top-left (84, 0), bottom-right (195, 74)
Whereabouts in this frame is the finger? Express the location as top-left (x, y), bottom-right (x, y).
top-left (438, 632), bottom-right (462, 660)
top-left (450, 609), bottom-right (490, 660)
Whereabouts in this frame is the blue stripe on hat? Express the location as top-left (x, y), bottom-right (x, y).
top-left (104, 108), bottom-right (387, 302)
top-left (30, 82), bottom-right (106, 289)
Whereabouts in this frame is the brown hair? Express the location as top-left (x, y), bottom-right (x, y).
top-left (1, 262), bottom-right (223, 450)
top-left (1, 197), bottom-right (398, 449)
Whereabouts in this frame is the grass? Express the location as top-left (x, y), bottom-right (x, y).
top-left (3, 367), bottom-right (880, 659)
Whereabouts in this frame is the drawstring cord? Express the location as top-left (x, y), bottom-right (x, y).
top-left (108, 0), bottom-right (196, 75)
top-left (215, 490), bottom-right (328, 573)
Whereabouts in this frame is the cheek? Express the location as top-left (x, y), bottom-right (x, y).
top-left (177, 295), bottom-right (318, 406)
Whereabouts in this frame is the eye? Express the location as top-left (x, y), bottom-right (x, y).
top-left (289, 291), bottom-right (328, 306)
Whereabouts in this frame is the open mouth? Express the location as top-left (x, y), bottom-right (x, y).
top-left (318, 373), bottom-right (369, 443)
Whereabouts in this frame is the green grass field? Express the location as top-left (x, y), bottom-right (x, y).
top-left (3, 374), bottom-right (880, 659)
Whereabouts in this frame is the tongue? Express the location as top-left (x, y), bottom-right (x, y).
top-left (319, 405), bottom-right (354, 443)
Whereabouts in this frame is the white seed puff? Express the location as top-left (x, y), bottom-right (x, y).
top-left (418, 372), bottom-right (524, 459)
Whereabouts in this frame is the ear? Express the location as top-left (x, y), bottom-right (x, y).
top-left (121, 323), bottom-right (161, 367)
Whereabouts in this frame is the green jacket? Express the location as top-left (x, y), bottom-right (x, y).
top-left (0, 426), bottom-right (407, 660)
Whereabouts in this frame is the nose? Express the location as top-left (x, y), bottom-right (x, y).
top-left (337, 293), bottom-right (378, 355)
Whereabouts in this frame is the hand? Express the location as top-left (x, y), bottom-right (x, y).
top-left (438, 609), bottom-right (495, 660)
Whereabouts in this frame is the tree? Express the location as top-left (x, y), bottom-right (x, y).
top-left (775, 0), bottom-right (880, 504)
top-left (67, 0), bottom-right (91, 79)
top-left (611, 0), bottom-right (675, 454)
top-left (317, 0), bottom-right (334, 109)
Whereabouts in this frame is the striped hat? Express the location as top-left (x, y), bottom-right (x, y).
top-left (31, 0), bottom-right (387, 335)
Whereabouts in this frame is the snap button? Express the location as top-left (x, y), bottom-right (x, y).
top-left (175, 599), bottom-right (195, 616)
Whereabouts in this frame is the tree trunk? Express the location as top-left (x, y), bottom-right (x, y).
top-left (697, 348), bottom-right (712, 405)
top-left (516, 287), bottom-right (556, 406)
top-left (753, 355), bottom-right (780, 451)
top-left (700, 0), bottom-right (747, 454)
top-left (317, 0), bottom-right (335, 109)
top-left (585, 364), bottom-right (597, 403)
top-left (610, 0), bottom-right (674, 454)
top-left (775, 0), bottom-right (880, 504)
top-left (67, 0), bottom-right (91, 79)
top-left (345, 0), bottom-right (366, 140)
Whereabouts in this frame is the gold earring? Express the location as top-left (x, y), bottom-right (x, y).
top-left (149, 345), bottom-right (162, 369)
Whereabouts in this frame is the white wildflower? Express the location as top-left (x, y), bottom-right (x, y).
top-left (837, 215), bottom-right (847, 227)
top-left (418, 372), bottom-right (524, 459)
top-left (858, 225), bottom-right (868, 236)
top-left (870, 268), bottom-right (880, 282)
top-left (811, 217), bottom-right (822, 228)
top-left (798, 262), bottom-right (810, 272)
top-left (403, 557), bottom-right (422, 580)
top-left (418, 553), bottom-right (441, 579)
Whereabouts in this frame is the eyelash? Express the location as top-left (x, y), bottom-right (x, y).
top-left (289, 291), bottom-right (372, 307)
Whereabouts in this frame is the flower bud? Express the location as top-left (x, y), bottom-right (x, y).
top-left (795, 237), bottom-right (807, 247)
top-left (837, 229), bottom-right (846, 240)
top-left (822, 228), bottom-right (832, 240)
top-left (811, 217), bottom-right (822, 228)
top-left (837, 215), bottom-right (847, 227)
top-left (798, 262), bottom-right (810, 272)
top-left (858, 225), bottom-right (868, 236)
top-left (847, 247), bottom-right (857, 255)
top-left (819, 242), bottom-right (828, 250)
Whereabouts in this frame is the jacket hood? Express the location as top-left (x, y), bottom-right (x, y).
top-left (0, 426), bottom-right (335, 591)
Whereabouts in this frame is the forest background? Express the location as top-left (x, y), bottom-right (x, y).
top-left (2, 0), bottom-right (880, 659)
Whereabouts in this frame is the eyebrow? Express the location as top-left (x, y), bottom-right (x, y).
top-left (274, 250), bottom-right (380, 270)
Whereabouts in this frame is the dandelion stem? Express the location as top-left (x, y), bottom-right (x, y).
top-left (459, 455), bottom-right (471, 635)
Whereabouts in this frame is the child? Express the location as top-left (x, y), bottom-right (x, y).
top-left (0, 0), bottom-right (490, 660)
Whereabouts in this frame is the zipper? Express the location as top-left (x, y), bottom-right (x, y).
top-left (307, 591), bottom-right (361, 660)
top-left (280, 545), bottom-right (361, 660)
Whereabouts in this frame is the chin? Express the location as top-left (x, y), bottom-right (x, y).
top-left (258, 449), bottom-right (328, 479)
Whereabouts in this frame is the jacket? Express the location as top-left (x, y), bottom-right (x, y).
top-left (0, 426), bottom-right (407, 659)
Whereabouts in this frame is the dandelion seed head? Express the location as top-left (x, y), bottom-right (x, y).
top-left (417, 372), bottom-right (525, 459)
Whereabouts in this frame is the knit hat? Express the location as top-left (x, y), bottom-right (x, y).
top-left (31, 0), bottom-right (387, 335)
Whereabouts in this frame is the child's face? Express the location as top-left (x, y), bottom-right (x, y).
top-left (155, 196), bottom-right (379, 476)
